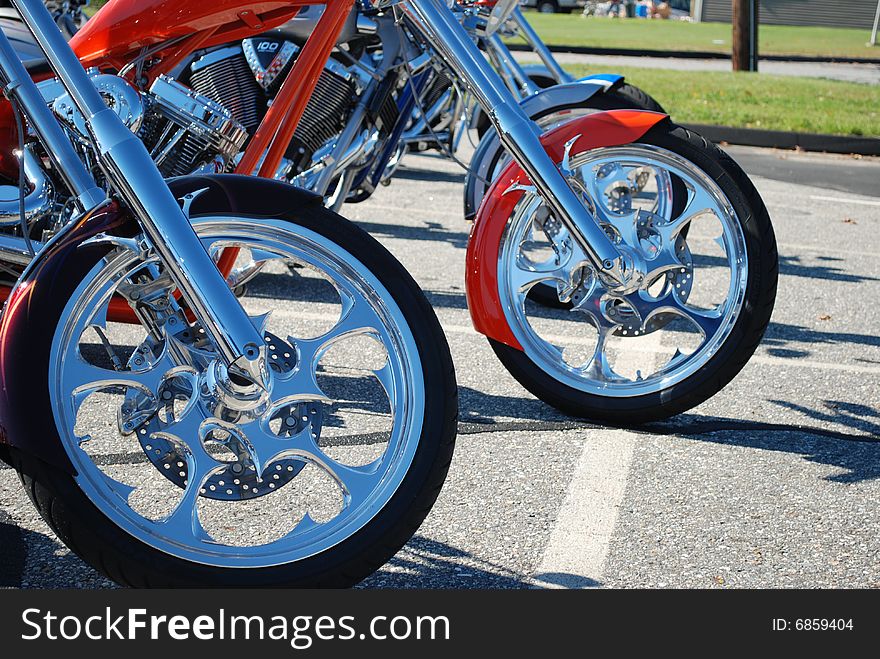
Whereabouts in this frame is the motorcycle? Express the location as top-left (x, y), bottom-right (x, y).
top-left (0, 0), bottom-right (458, 587)
top-left (16, 0), bottom-right (776, 426)
top-left (0, 2), bottom-right (664, 209)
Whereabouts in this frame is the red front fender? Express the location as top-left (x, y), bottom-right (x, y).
top-left (464, 110), bottom-right (667, 349)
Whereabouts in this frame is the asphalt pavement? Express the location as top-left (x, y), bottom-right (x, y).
top-left (0, 142), bottom-right (878, 589)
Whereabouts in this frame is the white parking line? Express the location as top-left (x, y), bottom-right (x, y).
top-left (530, 329), bottom-right (661, 589)
top-left (531, 428), bottom-right (637, 589)
top-left (809, 195), bottom-right (880, 208)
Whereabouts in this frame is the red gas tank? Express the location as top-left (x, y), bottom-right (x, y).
top-left (70, 0), bottom-right (304, 68)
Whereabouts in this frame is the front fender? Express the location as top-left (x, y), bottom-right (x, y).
top-left (465, 110), bottom-right (667, 350)
top-left (0, 201), bottom-right (133, 472)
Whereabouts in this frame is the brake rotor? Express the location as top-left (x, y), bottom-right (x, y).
top-left (127, 332), bottom-right (324, 501)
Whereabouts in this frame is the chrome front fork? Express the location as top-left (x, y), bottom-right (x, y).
top-left (3, 0), bottom-right (267, 384)
top-left (399, 0), bottom-right (629, 285)
top-left (510, 6), bottom-right (575, 85)
top-left (484, 33), bottom-right (540, 99)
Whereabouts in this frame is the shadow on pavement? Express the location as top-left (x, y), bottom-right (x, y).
top-left (0, 509), bottom-right (110, 589)
top-left (361, 535), bottom-right (597, 589)
top-left (352, 218), bottom-right (469, 249)
top-left (390, 166), bottom-right (466, 185)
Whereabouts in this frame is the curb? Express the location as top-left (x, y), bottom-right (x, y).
top-left (506, 43), bottom-right (880, 65)
top-left (682, 123), bottom-right (880, 155)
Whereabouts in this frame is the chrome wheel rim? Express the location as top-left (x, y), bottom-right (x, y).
top-left (498, 143), bottom-right (748, 397)
top-left (50, 218), bottom-right (424, 567)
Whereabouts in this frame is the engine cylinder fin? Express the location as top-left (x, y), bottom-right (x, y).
top-left (187, 48), bottom-right (355, 175)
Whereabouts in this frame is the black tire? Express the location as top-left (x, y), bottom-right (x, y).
top-left (536, 0), bottom-right (559, 13)
top-left (7, 177), bottom-right (458, 587)
top-left (614, 83), bottom-right (665, 114)
top-left (490, 122), bottom-right (777, 424)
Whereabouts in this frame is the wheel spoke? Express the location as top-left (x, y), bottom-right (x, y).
top-left (231, 419), bottom-right (306, 478)
top-left (644, 249), bottom-right (684, 282)
top-left (152, 413), bottom-right (222, 544)
top-left (272, 354), bottom-right (330, 407)
top-left (510, 261), bottom-right (564, 295)
top-left (155, 477), bottom-right (212, 544)
top-left (620, 289), bottom-right (723, 341)
top-left (580, 324), bottom-right (627, 384)
top-left (658, 186), bottom-right (716, 243)
top-left (668, 294), bottom-right (724, 340)
top-left (66, 358), bottom-right (132, 397)
top-left (93, 469), bottom-right (137, 504)
top-left (244, 420), bottom-right (379, 509)
top-left (372, 359), bottom-right (398, 412)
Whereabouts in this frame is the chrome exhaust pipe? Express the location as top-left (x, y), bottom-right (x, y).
top-left (0, 146), bottom-right (55, 226)
top-left (0, 231), bottom-right (40, 266)
top-left (293, 129), bottom-right (377, 189)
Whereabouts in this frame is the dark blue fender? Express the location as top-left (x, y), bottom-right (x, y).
top-left (517, 62), bottom-right (623, 90)
top-left (469, 76), bottom-right (613, 134)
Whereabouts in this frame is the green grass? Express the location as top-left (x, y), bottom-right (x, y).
top-left (517, 14), bottom-right (878, 60)
top-left (83, 0), bottom-right (105, 17)
top-left (563, 63), bottom-right (880, 136)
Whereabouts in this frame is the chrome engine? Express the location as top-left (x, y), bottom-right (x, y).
top-left (18, 42), bottom-right (357, 237)
top-left (138, 75), bottom-right (248, 178)
top-left (186, 39), bottom-right (356, 175)
top-left (38, 68), bottom-right (247, 179)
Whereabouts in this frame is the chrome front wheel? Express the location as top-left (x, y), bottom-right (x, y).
top-left (491, 124), bottom-right (777, 422)
top-left (8, 180), bottom-right (457, 586)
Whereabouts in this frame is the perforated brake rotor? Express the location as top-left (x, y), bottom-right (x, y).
top-left (551, 216), bottom-right (695, 337)
top-left (128, 331), bottom-right (324, 501)
top-left (609, 232), bottom-right (695, 336)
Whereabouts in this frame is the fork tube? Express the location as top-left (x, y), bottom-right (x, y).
top-left (510, 7), bottom-right (574, 85)
top-left (400, 0), bottom-right (625, 280)
top-left (0, 30), bottom-right (104, 213)
top-left (485, 33), bottom-right (540, 98)
top-left (10, 0), bottom-right (267, 381)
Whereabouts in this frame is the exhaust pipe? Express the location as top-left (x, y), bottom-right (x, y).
top-left (0, 146), bottom-right (54, 226)
top-left (0, 231), bottom-right (41, 266)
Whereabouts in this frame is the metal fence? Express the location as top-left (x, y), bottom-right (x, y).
top-left (696, 0), bottom-right (879, 30)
